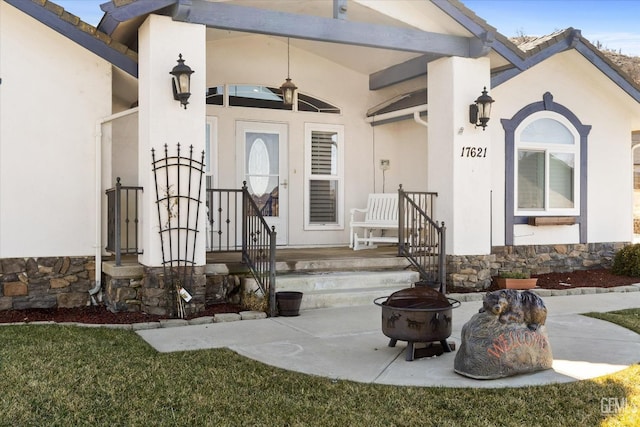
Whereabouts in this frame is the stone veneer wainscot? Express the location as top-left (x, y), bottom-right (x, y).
top-left (446, 242), bottom-right (626, 289)
top-left (0, 257), bottom-right (95, 310)
top-left (102, 261), bottom-right (240, 316)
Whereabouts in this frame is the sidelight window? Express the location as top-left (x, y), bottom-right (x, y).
top-left (305, 124), bottom-right (344, 229)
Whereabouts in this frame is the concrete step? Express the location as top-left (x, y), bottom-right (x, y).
top-left (273, 256), bottom-right (412, 273)
top-left (273, 270), bottom-right (420, 310)
top-left (210, 254), bottom-right (414, 276)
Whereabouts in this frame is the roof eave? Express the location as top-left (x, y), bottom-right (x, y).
top-left (574, 40), bottom-right (640, 103)
top-left (430, 0), bottom-right (528, 69)
top-left (98, 0), bottom-right (175, 36)
top-left (6, 0), bottom-right (138, 77)
top-left (491, 29), bottom-right (579, 87)
top-left (492, 30), bottom-right (640, 103)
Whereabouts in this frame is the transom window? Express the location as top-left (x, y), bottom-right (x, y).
top-left (515, 114), bottom-right (579, 215)
top-left (206, 85), bottom-right (340, 114)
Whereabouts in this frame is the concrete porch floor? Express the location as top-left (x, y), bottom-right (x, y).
top-left (108, 245), bottom-right (401, 271)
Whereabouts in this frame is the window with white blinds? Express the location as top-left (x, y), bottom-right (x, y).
top-left (305, 124), bottom-right (344, 229)
top-left (515, 115), bottom-right (579, 215)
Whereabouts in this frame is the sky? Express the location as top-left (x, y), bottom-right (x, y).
top-left (55, 0), bottom-right (640, 56)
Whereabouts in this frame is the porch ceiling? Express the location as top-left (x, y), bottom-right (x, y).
top-left (205, 28), bottom-right (422, 76)
top-left (102, 0), bottom-right (509, 88)
top-left (192, 0), bottom-right (482, 70)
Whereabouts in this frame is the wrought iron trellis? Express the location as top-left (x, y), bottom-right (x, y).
top-left (152, 143), bottom-right (206, 318)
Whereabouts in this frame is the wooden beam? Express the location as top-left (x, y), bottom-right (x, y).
top-left (100, 0), bottom-right (176, 23)
top-left (369, 54), bottom-right (442, 90)
top-left (333, 0), bottom-right (348, 20)
top-left (369, 31), bottom-right (493, 89)
top-left (176, 0), bottom-right (476, 56)
top-left (431, 0), bottom-right (527, 67)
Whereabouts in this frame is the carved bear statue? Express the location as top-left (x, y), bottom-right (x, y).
top-left (480, 289), bottom-right (547, 331)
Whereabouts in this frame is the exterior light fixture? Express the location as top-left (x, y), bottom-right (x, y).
top-left (469, 86), bottom-right (494, 130)
top-left (170, 54), bottom-right (194, 109)
top-left (280, 38), bottom-right (297, 106)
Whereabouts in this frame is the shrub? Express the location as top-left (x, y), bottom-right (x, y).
top-left (241, 290), bottom-right (268, 312)
top-left (612, 244), bottom-right (640, 277)
top-left (498, 271), bottom-right (531, 279)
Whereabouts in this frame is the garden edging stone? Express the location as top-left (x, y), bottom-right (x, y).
top-left (0, 288), bottom-right (637, 329)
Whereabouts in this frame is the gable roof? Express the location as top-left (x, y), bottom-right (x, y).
top-left (433, 0), bottom-right (640, 103)
top-left (512, 29), bottom-right (572, 53)
top-left (4, 0), bottom-right (138, 77)
top-left (503, 28), bottom-right (640, 102)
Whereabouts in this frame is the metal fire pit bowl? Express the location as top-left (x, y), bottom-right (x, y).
top-left (374, 287), bottom-right (460, 361)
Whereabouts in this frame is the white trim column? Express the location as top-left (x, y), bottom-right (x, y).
top-left (427, 56), bottom-right (492, 255)
top-left (138, 15), bottom-right (206, 267)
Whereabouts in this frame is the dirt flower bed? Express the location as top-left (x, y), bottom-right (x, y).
top-left (0, 303), bottom-right (242, 324)
top-left (449, 268), bottom-right (640, 293)
top-left (533, 269), bottom-right (640, 289)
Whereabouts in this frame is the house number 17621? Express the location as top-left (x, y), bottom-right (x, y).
top-left (460, 146), bottom-right (487, 158)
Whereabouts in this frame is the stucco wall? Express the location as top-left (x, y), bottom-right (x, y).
top-left (490, 50), bottom-right (638, 247)
top-left (371, 119), bottom-right (428, 194)
top-left (0, 2), bottom-right (112, 257)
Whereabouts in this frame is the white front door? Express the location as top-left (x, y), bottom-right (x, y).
top-left (237, 121), bottom-right (288, 245)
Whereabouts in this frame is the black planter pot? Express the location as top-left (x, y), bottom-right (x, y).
top-left (276, 291), bottom-right (303, 316)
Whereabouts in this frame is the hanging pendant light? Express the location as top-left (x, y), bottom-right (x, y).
top-left (280, 38), bottom-right (297, 106)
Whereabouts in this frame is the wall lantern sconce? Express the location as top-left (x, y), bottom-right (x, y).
top-left (469, 87), bottom-right (494, 130)
top-left (170, 54), bottom-right (194, 109)
top-left (280, 38), bottom-right (298, 106)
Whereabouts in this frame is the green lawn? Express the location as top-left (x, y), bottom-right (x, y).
top-left (0, 310), bottom-right (638, 426)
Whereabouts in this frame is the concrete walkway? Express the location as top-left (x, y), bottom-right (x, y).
top-left (137, 289), bottom-right (640, 388)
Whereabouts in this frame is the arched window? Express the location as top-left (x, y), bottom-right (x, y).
top-left (502, 92), bottom-right (591, 245)
top-left (515, 115), bottom-right (579, 213)
top-left (206, 85), bottom-right (340, 114)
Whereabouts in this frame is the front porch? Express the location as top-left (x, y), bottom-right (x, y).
top-left (104, 176), bottom-right (445, 317)
top-left (103, 244), bottom-right (420, 316)
top-left (206, 245), bottom-right (398, 265)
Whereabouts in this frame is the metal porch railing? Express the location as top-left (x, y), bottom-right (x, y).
top-left (206, 183), bottom-right (277, 316)
top-left (206, 186), bottom-right (243, 252)
top-left (105, 177), bottom-right (143, 266)
top-left (242, 186), bottom-right (277, 317)
top-left (398, 185), bottom-right (446, 294)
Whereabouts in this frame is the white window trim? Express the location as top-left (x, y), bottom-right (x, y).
top-left (205, 116), bottom-right (219, 188)
top-left (304, 123), bottom-right (344, 230)
top-left (514, 111), bottom-right (580, 217)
